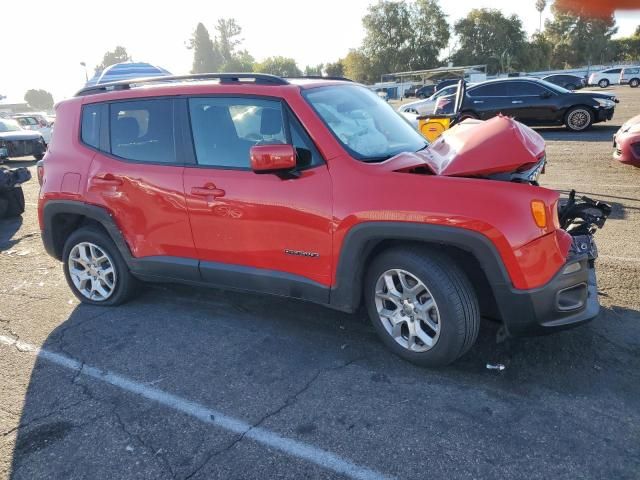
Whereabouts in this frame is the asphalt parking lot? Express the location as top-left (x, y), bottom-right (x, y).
top-left (1, 86), bottom-right (639, 480)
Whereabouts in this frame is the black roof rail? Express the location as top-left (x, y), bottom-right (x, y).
top-left (285, 75), bottom-right (354, 82)
top-left (74, 73), bottom-right (289, 97)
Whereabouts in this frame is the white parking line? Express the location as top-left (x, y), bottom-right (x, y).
top-left (0, 335), bottom-right (392, 480)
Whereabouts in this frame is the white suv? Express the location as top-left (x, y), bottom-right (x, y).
top-left (619, 66), bottom-right (640, 88)
top-left (589, 68), bottom-right (624, 88)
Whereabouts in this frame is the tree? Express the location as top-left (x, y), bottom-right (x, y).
top-left (342, 50), bottom-right (374, 83)
top-left (635, 25), bottom-right (640, 37)
top-left (523, 33), bottom-right (553, 71)
top-left (24, 89), bottom-right (54, 111)
top-left (361, 0), bottom-right (449, 79)
top-left (536, 0), bottom-right (547, 31)
top-left (223, 49), bottom-right (255, 72)
top-left (94, 46), bottom-right (130, 75)
top-left (452, 9), bottom-right (527, 74)
top-left (304, 64), bottom-right (324, 76)
top-left (188, 23), bottom-right (223, 73)
top-left (253, 57), bottom-right (302, 77)
top-left (325, 60), bottom-right (345, 77)
top-left (544, 3), bottom-right (618, 67)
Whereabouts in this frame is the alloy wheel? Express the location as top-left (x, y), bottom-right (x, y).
top-left (374, 269), bottom-right (441, 352)
top-left (567, 109), bottom-right (591, 131)
top-left (68, 242), bottom-right (117, 301)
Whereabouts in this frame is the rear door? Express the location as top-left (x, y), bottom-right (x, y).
top-left (465, 82), bottom-right (511, 120)
top-left (82, 98), bottom-right (198, 268)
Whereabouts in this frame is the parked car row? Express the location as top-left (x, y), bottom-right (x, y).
top-left (588, 66), bottom-right (640, 88)
top-left (398, 77), bottom-right (618, 133)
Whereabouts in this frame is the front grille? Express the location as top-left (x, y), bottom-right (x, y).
top-left (6, 140), bottom-right (36, 157)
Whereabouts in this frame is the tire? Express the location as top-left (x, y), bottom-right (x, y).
top-left (630, 78), bottom-right (640, 88)
top-left (598, 79), bottom-right (610, 88)
top-left (34, 154), bottom-right (44, 161)
top-left (564, 106), bottom-right (594, 132)
top-left (459, 112), bottom-right (478, 122)
top-left (62, 226), bottom-right (138, 306)
top-left (364, 248), bottom-right (480, 367)
top-left (3, 187), bottom-right (25, 217)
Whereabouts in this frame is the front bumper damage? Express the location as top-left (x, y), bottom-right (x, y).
top-left (497, 191), bottom-right (611, 337)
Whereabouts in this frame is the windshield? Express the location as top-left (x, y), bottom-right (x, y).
top-left (303, 85), bottom-right (428, 162)
top-left (0, 119), bottom-right (23, 132)
top-left (537, 79), bottom-right (570, 94)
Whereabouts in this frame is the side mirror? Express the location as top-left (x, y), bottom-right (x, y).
top-left (250, 144), bottom-right (297, 174)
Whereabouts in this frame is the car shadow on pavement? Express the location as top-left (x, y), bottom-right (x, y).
top-left (536, 125), bottom-right (619, 142)
top-left (1, 159), bottom-right (39, 169)
top-left (6, 283), bottom-right (640, 479)
top-left (0, 217), bottom-right (23, 252)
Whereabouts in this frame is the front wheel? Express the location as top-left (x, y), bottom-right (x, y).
top-left (565, 107), bottom-right (593, 132)
top-left (598, 79), bottom-right (610, 88)
top-left (62, 226), bottom-right (138, 306)
top-left (364, 248), bottom-right (480, 367)
top-left (630, 78), bottom-right (640, 88)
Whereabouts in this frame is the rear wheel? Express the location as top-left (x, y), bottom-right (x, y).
top-left (62, 227), bottom-right (138, 306)
top-left (598, 79), bottom-right (610, 88)
top-left (364, 248), bottom-right (480, 367)
top-left (565, 107), bottom-right (593, 132)
top-left (630, 78), bottom-right (640, 88)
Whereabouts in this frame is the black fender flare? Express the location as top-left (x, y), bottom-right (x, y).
top-left (42, 200), bottom-right (135, 263)
top-left (328, 222), bottom-right (513, 313)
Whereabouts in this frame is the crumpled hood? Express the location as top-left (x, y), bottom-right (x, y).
top-left (379, 115), bottom-right (545, 177)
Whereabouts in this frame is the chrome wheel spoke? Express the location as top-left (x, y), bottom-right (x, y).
top-left (374, 268), bottom-right (441, 353)
top-left (68, 242), bottom-right (117, 302)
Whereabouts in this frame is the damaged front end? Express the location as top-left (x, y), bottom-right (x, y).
top-left (559, 190), bottom-right (612, 261)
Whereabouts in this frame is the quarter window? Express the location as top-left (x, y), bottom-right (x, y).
top-left (81, 104), bottom-right (101, 149)
top-left (188, 97), bottom-right (286, 168)
top-left (109, 99), bottom-right (176, 163)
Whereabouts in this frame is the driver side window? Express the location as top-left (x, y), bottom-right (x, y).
top-left (188, 97), bottom-right (286, 168)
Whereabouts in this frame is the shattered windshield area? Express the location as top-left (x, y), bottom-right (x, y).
top-left (303, 85), bottom-right (427, 162)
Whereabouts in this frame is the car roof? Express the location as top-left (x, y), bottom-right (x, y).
top-left (543, 73), bottom-right (581, 78)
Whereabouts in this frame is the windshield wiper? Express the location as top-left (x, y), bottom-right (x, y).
top-left (361, 155), bottom-right (393, 163)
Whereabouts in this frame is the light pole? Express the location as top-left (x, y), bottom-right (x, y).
top-left (80, 62), bottom-right (88, 82)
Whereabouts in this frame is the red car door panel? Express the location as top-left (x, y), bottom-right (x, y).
top-left (183, 96), bottom-right (333, 286)
top-left (84, 98), bottom-right (196, 260)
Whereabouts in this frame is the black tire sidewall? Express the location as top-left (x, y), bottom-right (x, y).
top-left (364, 249), bottom-right (479, 367)
top-left (62, 227), bottom-right (135, 306)
top-left (630, 79), bottom-right (639, 88)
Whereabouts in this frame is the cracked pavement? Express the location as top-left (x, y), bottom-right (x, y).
top-left (1, 86), bottom-right (640, 479)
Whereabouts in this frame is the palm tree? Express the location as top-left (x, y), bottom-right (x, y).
top-left (536, 0), bottom-right (547, 32)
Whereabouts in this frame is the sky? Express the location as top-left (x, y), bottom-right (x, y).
top-left (1, 0), bottom-right (639, 103)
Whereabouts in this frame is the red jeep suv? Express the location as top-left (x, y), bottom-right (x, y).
top-left (38, 73), bottom-right (607, 366)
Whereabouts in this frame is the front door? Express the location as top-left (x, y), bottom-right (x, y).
top-left (505, 81), bottom-right (558, 124)
top-left (182, 96), bottom-right (333, 300)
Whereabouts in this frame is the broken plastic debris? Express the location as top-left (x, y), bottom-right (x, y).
top-left (486, 363), bottom-right (506, 371)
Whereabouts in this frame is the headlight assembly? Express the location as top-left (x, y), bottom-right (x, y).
top-left (595, 98), bottom-right (615, 108)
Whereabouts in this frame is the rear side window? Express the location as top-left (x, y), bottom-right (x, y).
top-left (109, 99), bottom-right (175, 163)
top-left (508, 82), bottom-right (548, 96)
top-left (81, 104), bottom-right (101, 149)
top-left (625, 68), bottom-right (639, 75)
top-left (604, 68), bottom-right (622, 74)
top-left (188, 97), bottom-right (286, 168)
top-left (467, 83), bottom-right (507, 97)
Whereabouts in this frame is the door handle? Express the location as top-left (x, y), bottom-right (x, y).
top-left (191, 185), bottom-right (225, 198)
top-left (473, 100), bottom-right (484, 104)
top-left (91, 173), bottom-right (123, 186)
top-left (511, 100), bottom-right (524, 104)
